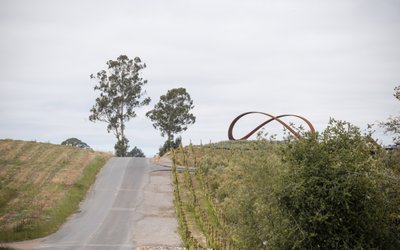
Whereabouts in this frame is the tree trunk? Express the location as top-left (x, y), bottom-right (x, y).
top-left (119, 98), bottom-right (126, 157)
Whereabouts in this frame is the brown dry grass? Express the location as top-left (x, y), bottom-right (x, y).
top-left (0, 139), bottom-right (111, 236)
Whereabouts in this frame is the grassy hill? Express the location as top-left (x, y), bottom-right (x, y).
top-left (0, 139), bottom-right (112, 242)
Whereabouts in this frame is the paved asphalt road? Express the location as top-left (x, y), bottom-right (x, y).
top-left (38, 157), bottom-right (176, 250)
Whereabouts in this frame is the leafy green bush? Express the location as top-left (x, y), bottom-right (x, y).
top-left (383, 148), bottom-right (400, 175)
top-left (277, 119), bottom-right (400, 249)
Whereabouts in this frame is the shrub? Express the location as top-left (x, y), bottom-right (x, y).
top-left (277, 119), bottom-right (400, 249)
top-left (159, 136), bottom-right (182, 156)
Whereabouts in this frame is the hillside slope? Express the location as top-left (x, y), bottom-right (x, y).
top-left (0, 139), bottom-right (111, 242)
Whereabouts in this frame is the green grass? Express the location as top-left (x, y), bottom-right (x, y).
top-left (0, 139), bottom-right (111, 242)
top-left (0, 247), bottom-right (15, 250)
top-left (20, 156), bottom-right (107, 240)
top-left (172, 135), bottom-right (400, 249)
top-left (172, 140), bottom-right (279, 249)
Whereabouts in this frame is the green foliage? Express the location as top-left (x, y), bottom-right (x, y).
top-left (173, 120), bottom-right (400, 249)
top-left (61, 138), bottom-right (91, 149)
top-left (395, 85), bottom-right (400, 100)
top-left (380, 85), bottom-right (400, 144)
top-left (159, 136), bottom-right (182, 156)
top-left (173, 140), bottom-right (283, 249)
top-left (114, 136), bottom-right (129, 157)
top-left (277, 119), bottom-right (400, 249)
top-left (384, 148), bottom-right (400, 174)
top-left (89, 55), bottom-right (150, 156)
top-left (127, 146), bottom-right (145, 157)
top-left (147, 88), bottom-right (195, 153)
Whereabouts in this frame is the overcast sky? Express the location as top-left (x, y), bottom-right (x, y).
top-left (1, 0), bottom-right (399, 156)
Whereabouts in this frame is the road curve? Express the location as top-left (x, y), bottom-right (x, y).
top-left (37, 157), bottom-right (180, 250)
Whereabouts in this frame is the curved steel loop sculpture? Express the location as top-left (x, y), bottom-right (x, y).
top-left (228, 112), bottom-right (315, 141)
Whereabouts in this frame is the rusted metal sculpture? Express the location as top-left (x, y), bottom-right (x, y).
top-left (228, 112), bottom-right (315, 141)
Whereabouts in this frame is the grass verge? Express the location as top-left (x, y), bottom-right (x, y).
top-left (0, 140), bottom-right (111, 242)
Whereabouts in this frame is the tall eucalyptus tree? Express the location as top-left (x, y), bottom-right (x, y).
top-left (89, 55), bottom-right (150, 156)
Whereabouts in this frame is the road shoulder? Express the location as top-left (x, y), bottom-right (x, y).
top-left (132, 163), bottom-right (182, 248)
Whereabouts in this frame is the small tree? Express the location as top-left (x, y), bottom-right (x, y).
top-left (61, 138), bottom-right (91, 149)
top-left (380, 85), bottom-right (400, 144)
top-left (89, 55), bottom-right (150, 156)
top-left (159, 136), bottom-right (182, 156)
top-left (146, 88), bottom-right (195, 154)
top-left (127, 146), bottom-right (146, 157)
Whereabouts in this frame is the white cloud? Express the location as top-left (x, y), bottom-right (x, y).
top-left (1, 0), bottom-right (399, 156)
